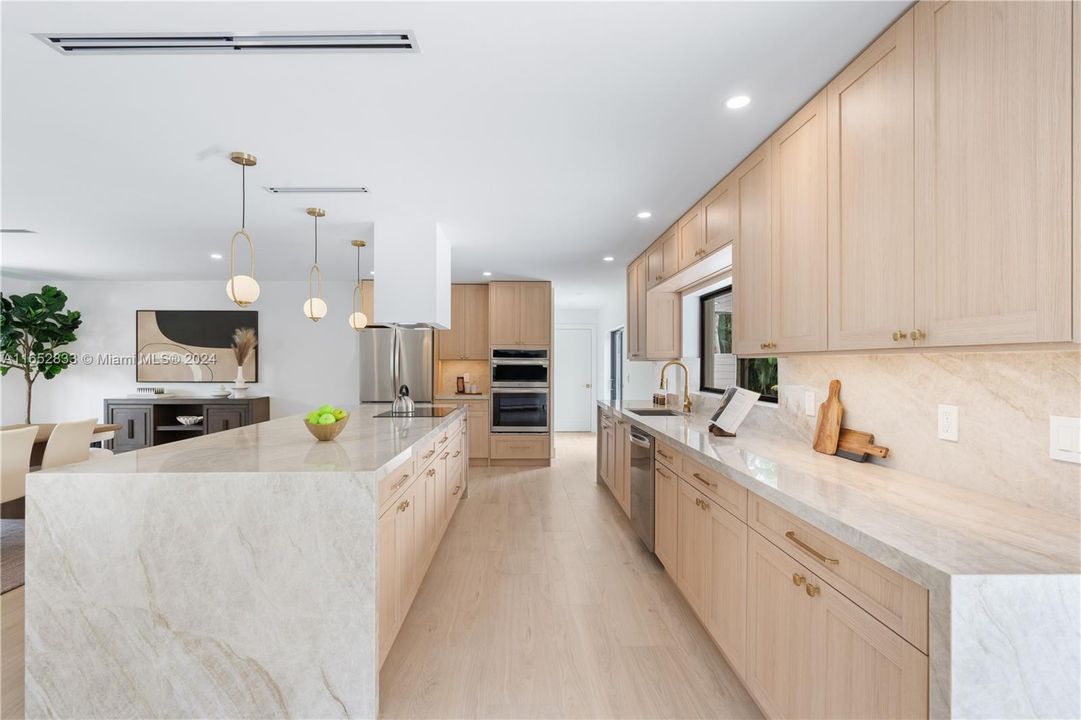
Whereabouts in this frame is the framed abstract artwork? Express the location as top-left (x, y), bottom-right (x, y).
top-left (135, 310), bottom-right (258, 383)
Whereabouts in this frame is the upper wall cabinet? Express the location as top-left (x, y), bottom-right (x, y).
top-left (827, 10), bottom-right (915, 351)
top-left (489, 281), bottom-right (551, 347)
top-left (438, 284), bottom-right (489, 360)
top-left (770, 90), bottom-right (828, 353)
top-left (647, 227), bottom-right (679, 289)
top-left (913, 0), bottom-right (1073, 347)
top-left (677, 203), bottom-right (706, 270)
top-left (703, 175), bottom-right (736, 258)
top-left (732, 143), bottom-right (773, 356)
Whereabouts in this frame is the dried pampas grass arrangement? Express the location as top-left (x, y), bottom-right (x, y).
top-left (231, 327), bottom-right (257, 367)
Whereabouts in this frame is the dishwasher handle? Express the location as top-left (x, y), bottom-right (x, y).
top-left (629, 432), bottom-right (653, 448)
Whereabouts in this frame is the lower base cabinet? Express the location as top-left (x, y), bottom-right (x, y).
top-left (379, 422), bottom-right (468, 667)
top-left (706, 494), bottom-right (748, 677)
top-left (653, 463), bottom-right (677, 574)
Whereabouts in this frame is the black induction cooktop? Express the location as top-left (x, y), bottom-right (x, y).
top-left (373, 407), bottom-right (458, 418)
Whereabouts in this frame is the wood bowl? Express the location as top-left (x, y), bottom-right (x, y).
top-left (304, 413), bottom-right (350, 441)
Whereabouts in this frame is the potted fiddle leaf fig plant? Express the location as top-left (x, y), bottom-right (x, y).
top-left (0, 285), bottom-right (82, 423)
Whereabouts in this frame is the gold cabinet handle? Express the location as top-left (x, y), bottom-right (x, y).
top-left (657, 448), bottom-right (673, 460)
top-left (438, 435), bottom-right (448, 444)
top-left (805, 582), bottom-right (820, 598)
top-left (452, 485), bottom-right (461, 496)
top-left (655, 275), bottom-right (663, 281)
top-left (423, 449), bottom-right (435, 459)
top-left (909, 329), bottom-right (925, 342)
top-left (692, 472), bottom-right (715, 489)
top-left (427, 468), bottom-right (436, 477)
top-left (440, 452), bottom-right (450, 460)
top-left (391, 473), bottom-right (411, 491)
top-left (891, 330), bottom-right (906, 342)
top-left (792, 573), bottom-right (805, 587)
top-left (695, 497), bottom-right (710, 511)
top-left (452, 450), bottom-right (461, 458)
top-left (760, 342), bottom-right (767, 350)
top-left (656, 467), bottom-right (671, 479)
top-left (784, 530), bottom-right (839, 565)
top-left (398, 499), bottom-right (410, 512)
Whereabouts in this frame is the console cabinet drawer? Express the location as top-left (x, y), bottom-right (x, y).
top-left (748, 495), bottom-right (928, 652)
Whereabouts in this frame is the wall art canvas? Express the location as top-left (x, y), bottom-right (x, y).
top-left (136, 310), bottom-right (258, 383)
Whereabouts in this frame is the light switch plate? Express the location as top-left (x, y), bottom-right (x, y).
top-left (1049, 416), bottom-right (1081, 464)
top-left (938, 404), bottom-right (959, 442)
top-left (804, 391), bottom-right (816, 416)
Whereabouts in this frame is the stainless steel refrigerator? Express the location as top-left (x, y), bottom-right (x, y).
top-left (358, 326), bottom-right (434, 403)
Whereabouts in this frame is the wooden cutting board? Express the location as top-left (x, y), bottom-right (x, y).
top-left (812, 379), bottom-right (844, 455)
top-left (837, 428), bottom-right (890, 459)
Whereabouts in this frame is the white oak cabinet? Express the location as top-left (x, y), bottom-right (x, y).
top-left (627, 256), bottom-right (680, 361)
top-left (489, 281), bottom-right (551, 347)
top-left (702, 175), bottom-right (736, 257)
top-left (827, 10), bottom-right (915, 351)
top-left (732, 143), bottom-right (773, 356)
top-left (646, 227), bottom-right (679, 289)
top-left (677, 203), bottom-right (706, 269)
top-left (705, 496), bottom-right (747, 677)
top-left (675, 479), bottom-right (710, 618)
top-left (439, 284), bottom-right (489, 360)
top-left (653, 462), bottom-right (677, 575)
top-left (912, 0), bottom-right (1073, 347)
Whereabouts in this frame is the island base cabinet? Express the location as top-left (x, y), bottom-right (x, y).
top-left (746, 531), bottom-right (928, 720)
top-left (378, 509), bottom-right (398, 666)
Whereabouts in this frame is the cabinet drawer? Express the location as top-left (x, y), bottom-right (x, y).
top-left (748, 495), bottom-right (928, 653)
top-left (655, 441), bottom-right (681, 472)
top-left (379, 455), bottom-right (416, 513)
top-left (491, 434), bottom-right (548, 459)
top-left (680, 454), bottom-right (747, 521)
top-left (414, 436), bottom-right (439, 471)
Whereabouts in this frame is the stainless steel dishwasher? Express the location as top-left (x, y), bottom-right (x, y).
top-left (628, 426), bottom-right (656, 552)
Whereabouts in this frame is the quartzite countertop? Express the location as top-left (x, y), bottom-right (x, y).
top-left (599, 399), bottom-right (1080, 719)
top-left (25, 405), bottom-right (467, 719)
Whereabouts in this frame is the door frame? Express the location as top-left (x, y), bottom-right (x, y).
top-left (554, 323), bottom-right (596, 432)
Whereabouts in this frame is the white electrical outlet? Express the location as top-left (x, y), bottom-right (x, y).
top-left (804, 390), bottom-right (816, 416)
top-left (938, 404), bottom-right (959, 442)
top-left (1049, 416), bottom-right (1081, 464)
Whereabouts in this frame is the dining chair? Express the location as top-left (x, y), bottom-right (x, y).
top-left (1, 426), bottom-right (38, 503)
top-left (40, 418), bottom-right (97, 469)
top-left (89, 430), bottom-right (115, 459)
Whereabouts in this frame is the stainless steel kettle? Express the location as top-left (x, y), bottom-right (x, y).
top-left (392, 384), bottom-right (415, 415)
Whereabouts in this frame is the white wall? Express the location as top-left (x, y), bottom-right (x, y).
top-left (0, 278), bottom-right (360, 424)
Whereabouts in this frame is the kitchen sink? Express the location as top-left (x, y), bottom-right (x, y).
top-left (627, 408), bottom-right (680, 417)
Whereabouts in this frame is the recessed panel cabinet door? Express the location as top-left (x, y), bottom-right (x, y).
top-left (438, 285), bottom-right (465, 359)
top-left (519, 282), bottom-right (551, 346)
top-left (653, 463), bottom-right (677, 575)
top-left (746, 532), bottom-right (816, 720)
top-left (706, 503), bottom-right (747, 677)
top-left (732, 144), bottom-right (773, 355)
top-left (828, 10), bottom-right (915, 351)
top-left (626, 264), bottom-right (640, 358)
top-left (378, 507), bottom-right (397, 666)
top-left (675, 480), bottom-right (710, 619)
top-left (703, 176), bottom-right (736, 256)
top-left (488, 282), bottom-right (520, 346)
top-left (395, 485), bottom-right (418, 615)
top-left (464, 284), bottom-right (490, 359)
top-left (770, 91), bottom-right (828, 353)
top-left (678, 204), bottom-right (705, 269)
top-left (914, 0), bottom-right (1072, 346)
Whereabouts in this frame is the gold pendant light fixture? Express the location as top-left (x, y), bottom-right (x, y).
top-left (349, 240), bottom-right (369, 331)
top-left (225, 152), bottom-right (261, 307)
top-left (303, 208), bottom-right (328, 322)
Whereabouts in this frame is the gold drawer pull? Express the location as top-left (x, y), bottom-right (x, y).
top-left (427, 468), bottom-right (436, 477)
top-left (452, 450), bottom-right (462, 458)
top-left (792, 573), bottom-right (805, 587)
top-left (423, 449), bottom-right (435, 459)
top-left (438, 435), bottom-right (448, 444)
top-left (656, 467), bottom-right (671, 479)
top-left (805, 582), bottom-right (820, 598)
top-left (452, 485), bottom-right (461, 496)
top-left (692, 472), bottom-right (715, 488)
top-left (391, 473), bottom-right (411, 491)
top-left (695, 497), bottom-right (710, 511)
top-left (891, 330), bottom-right (906, 342)
top-left (657, 449), bottom-right (673, 461)
top-left (785, 530), bottom-right (839, 565)
top-left (440, 452), bottom-right (450, 460)
top-left (398, 499), bottom-right (410, 512)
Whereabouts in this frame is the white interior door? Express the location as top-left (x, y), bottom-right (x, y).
top-left (554, 326), bottom-right (594, 431)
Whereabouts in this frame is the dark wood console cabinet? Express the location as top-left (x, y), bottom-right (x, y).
top-left (102, 396), bottom-right (270, 453)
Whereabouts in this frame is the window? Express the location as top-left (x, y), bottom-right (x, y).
top-left (700, 287), bottom-right (777, 403)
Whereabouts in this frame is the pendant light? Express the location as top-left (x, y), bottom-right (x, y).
top-left (349, 240), bottom-right (369, 331)
top-left (303, 208), bottom-right (328, 322)
top-left (225, 152), bottom-right (261, 307)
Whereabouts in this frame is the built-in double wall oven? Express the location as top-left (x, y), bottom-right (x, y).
top-left (491, 348), bottom-right (549, 433)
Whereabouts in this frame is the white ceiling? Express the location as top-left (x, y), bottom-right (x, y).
top-left (1, 1), bottom-right (907, 309)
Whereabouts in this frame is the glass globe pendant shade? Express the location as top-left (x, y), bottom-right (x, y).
top-left (226, 274), bottom-right (260, 307)
top-left (348, 311), bottom-right (369, 330)
top-left (304, 296), bottom-right (328, 322)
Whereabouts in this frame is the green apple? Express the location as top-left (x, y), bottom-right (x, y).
top-left (331, 408), bottom-right (347, 420)
top-left (318, 404), bottom-right (335, 415)
top-left (318, 412), bottom-right (336, 425)
top-left (306, 411), bottom-right (321, 424)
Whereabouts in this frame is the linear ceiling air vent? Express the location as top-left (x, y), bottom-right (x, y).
top-left (35, 31), bottom-right (417, 55)
top-left (264, 186), bottom-right (370, 194)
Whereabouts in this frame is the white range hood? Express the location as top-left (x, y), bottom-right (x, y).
top-left (373, 219), bottom-right (451, 329)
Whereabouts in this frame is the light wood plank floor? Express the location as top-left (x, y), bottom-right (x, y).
top-left (379, 432), bottom-right (763, 719)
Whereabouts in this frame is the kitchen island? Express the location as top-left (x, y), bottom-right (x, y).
top-left (599, 399), bottom-right (1080, 720)
top-left (24, 404), bottom-right (468, 719)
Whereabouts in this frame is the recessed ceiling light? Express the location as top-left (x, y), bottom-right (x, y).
top-left (603, 256), bottom-right (615, 262)
top-left (482, 271), bottom-right (492, 277)
top-left (636, 211), bottom-right (652, 219)
top-left (369, 270), bottom-right (375, 275)
top-left (725, 95), bottom-right (751, 110)
top-left (209, 252), bottom-right (223, 260)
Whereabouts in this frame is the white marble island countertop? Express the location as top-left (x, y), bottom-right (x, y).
top-left (44, 404), bottom-right (466, 480)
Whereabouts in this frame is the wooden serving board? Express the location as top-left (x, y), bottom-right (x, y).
top-left (812, 379), bottom-right (844, 455)
top-left (837, 428), bottom-right (889, 459)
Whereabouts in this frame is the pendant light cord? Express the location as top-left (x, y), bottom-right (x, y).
top-left (241, 164), bottom-right (246, 230)
top-left (356, 244), bottom-right (360, 284)
top-left (314, 215), bottom-right (319, 265)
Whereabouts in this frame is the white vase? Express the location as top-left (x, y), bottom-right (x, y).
top-left (233, 366), bottom-right (247, 389)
